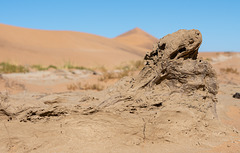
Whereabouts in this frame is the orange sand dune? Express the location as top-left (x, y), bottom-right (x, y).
top-left (113, 27), bottom-right (158, 53)
top-left (0, 24), bottom-right (156, 67)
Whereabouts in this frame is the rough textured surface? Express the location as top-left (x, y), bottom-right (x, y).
top-left (146, 29), bottom-right (202, 61)
top-left (1, 29), bottom-right (239, 153)
top-left (95, 29), bottom-right (219, 120)
top-left (134, 29), bottom-right (216, 93)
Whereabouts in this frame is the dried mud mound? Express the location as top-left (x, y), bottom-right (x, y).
top-left (97, 29), bottom-right (218, 118)
top-left (0, 30), bottom-right (237, 151)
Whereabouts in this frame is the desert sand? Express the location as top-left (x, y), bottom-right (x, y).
top-left (0, 24), bottom-right (240, 153)
top-left (113, 27), bottom-right (158, 53)
top-left (0, 24), bottom-right (155, 68)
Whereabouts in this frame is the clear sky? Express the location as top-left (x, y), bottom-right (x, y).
top-left (0, 0), bottom-right (239, 52)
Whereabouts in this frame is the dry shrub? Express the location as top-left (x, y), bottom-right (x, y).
top-left (67, 82), bottom-right (104, 91)
top-left (220, 67), bottom-right (239, 74)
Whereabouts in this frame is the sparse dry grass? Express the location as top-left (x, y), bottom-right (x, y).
top-left (67, 82), bottom-right (104, 91)
top-left (31, 65), bottom-right (57, 71)
top-left (97, 66), bottom-right (116, 81)
top-left (0, 61), bottom-right (93, 74)
top-left (63, 61), bottom-right (92, 71)
top-left (205, 58), bottom-right (212, 61)
top-left (220, 67), bottom-right (239, 74)
top-left (0, 62), bottom-right (29, 73)
top-left (131, 60), bottom-right (144, 70)
top-left (98, 68), bottom-right (130, 81)
top-left (32, 62), bottom-right (91, 71)
top-left (98, 60), bottom-right (144, 82)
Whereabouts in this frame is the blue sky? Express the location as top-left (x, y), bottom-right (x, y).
top-left (0, 0), bottom-right (239, 52)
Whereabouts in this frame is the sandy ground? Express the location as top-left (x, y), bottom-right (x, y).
top-left (0, 24), bottom-right (240, 152)
top-left (0, 76), bottom-right (240, 153)
top-left (0, 52), bottom-right (240, 152)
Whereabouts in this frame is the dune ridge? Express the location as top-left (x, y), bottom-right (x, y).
top-left (113, 27), bottom-right (158, 51)
top-left (0, 24), bottom-right (157, 67)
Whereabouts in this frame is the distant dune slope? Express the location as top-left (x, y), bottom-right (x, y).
top-left (113, 27), bottom-right (158, 52)
top-left (0, 24), bottom-right (157, 67)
